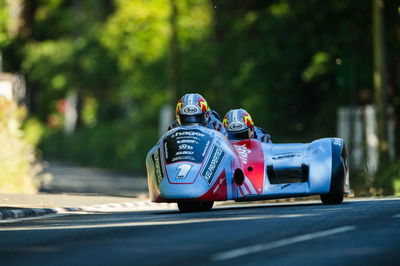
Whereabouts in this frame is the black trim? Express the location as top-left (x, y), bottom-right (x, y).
top-left (267, 164), bottom-right (309, 184)
top-left (227, 129), bottom-right (252, 140)
top-left (329, 139), bottom-right (346, 194)
top-left (178, 114), bottom-right (207, 125)
top-left (151, 148), bottom-right (164, 185)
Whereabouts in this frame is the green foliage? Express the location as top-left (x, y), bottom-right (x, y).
top-left (2, 0), bottom-right (400, 193)
top-left (23, 117), bottom-right (46, 147)
top-left (302, 52), bottom-right (332, 82)
top-left (375, 159), bottom-right (400, 195)
top-left (22, 39), bottom-right (74, 119)
top-left (0, 97), bottom-right (41, 193)
top-left (0, 0), bottom-right (10, 47)
top-left (102, 0), bottom-right (170, 71)
top-left (40, 120), bottom-right (158, 173)
top-left (82, 97), bottom-right (98, 127)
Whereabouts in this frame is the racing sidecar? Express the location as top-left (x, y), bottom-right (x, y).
top-left (146, 125), bottom-right (349, 212)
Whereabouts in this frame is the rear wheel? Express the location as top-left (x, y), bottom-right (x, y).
top-left (177, 201), bottom-right (214, 212)
top-left (323, 139), bottom-right (348, 205)
top-left (320, 193), bottom-right (343, 205)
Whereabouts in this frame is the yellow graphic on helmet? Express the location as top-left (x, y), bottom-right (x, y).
top-left (222, 116), bottom-right (228, 127)
top-left (198, 97), bottom-right (209, 112)
top-left (243, 112), bottom-right (254, 126)
top-left (176, 98), bottom-right (183, 113)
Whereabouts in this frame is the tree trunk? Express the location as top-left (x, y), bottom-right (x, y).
top-left (372, 0), bottom-right (389, 166)
top-left (168, 0), bottom-right (180, 120)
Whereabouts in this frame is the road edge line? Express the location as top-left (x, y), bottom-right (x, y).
top-left (0, 200), bottom-right (176, 223)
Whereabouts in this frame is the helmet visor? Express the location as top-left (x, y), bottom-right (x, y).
top-left (179, 114), bottom-right (207, 126)
top-left (227, 128), bottom-right (252, 140)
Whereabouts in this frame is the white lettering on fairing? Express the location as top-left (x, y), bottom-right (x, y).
top-left (233, 144), bottom-right (251, 164)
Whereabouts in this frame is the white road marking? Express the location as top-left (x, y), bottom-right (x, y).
top-left (0, 214), bottom-right (69, 224)
top-left (0, 201), bottom-right (177, 223)
top-left (212, 225), bottom-right (356, 260)
top-left (0, 213), bottom-right (316, 230)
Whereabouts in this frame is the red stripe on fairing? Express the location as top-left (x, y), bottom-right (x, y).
top-left (231, 139), bottom-right (265, 194)
top-left (198, 170), bottom-right (227, 201)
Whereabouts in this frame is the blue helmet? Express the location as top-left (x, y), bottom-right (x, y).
top-left (176, 93), bottom-right (210, 126)
top-left (223, 109), bottom-right (255, 140)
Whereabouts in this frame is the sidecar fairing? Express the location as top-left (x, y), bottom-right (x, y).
top-left (146, 125), bottom-right (349, 212)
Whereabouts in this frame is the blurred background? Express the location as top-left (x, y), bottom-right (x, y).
top-left (0, 0), bottom-right (399, 196)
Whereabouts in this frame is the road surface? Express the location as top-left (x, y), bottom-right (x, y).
top-left (40, 161), bottom-right (147, 197)
top-left (1, 198), bottom-right (399, 266)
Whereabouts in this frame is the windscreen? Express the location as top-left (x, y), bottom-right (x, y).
top-left (163, 129), bottom-right (213, 164)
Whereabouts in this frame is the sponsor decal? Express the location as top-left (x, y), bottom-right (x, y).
top-left (164, 142), bottom-right (168, 159)
top-left (268, 184), bottom-right (296, 190)
top-left (165, 129), bottom-right (212, 164)
top-left (333, 138), bottom-right (342, 146)
top-left (177, 139), bottom-right (197, 144)
top-left (201, 140), bottom-right (211, 157)
top-left (280, 183), bottom-right (291, 189)
top-left (234, 139), bottom-right (264, 194)
top-left (170, 130), bottom-right (205, 139)
top-left (172, 156), bottom-right (195, 162)
top-left (201, 146), bottom-right (226, 185)
top-left (233, 144), bottom-right (251, 164)
top-left (268, 185), bottom-right (279, 191)
top-left (182, 106), bottom-right (198, 114)
top-left (178, 144), bottom-right (193, 150)
top-left (176, 164), bottom-right (192, 179)
top-left (175, 151), bottom-right (194, 155)
top-left (272, 152), bottom-right (300, 160)
top-left (228, 122), bottom-right (244, 131)
top-left (151, 148), bottom-right (164, 185)
top-left (213, 176), bottom-right (226, 194)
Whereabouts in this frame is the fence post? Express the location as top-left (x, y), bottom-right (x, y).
top-left (365, 105), bottom-right (379, 178)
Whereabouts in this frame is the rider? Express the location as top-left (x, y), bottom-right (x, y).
top-left (222, 108), bottom-right (271, 143)
top-left (170, 93), bottom-right (226, 135)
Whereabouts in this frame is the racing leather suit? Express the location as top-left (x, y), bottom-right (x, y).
top-left (254, 126), bottom-right (272, 143)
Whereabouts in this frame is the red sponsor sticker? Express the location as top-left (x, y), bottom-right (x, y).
top-left (199, 170), bottom-right (227, 201)
top-left (232, 139), bottom-right (265, 194)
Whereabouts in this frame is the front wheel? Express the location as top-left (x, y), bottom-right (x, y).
top-left (320, 193), bottom-right (343, 205)
top-left (177, 201), bottom-right (214, 212)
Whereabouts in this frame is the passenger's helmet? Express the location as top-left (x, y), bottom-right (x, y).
top-left (223, 109), bottom-right (255, 140)
top-left (176, 93), bottom-right (210, 126)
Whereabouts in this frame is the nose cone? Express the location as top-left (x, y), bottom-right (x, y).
top-left (159, 163), bottom-right (210, 199)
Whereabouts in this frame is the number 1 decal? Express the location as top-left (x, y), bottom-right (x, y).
top-left (176, 164), bottom-right (192, 179)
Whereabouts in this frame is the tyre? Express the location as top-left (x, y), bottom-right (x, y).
top-left (325, 139), bottom-right (348, 205)
top-left (177, 201), bottom-right (214, 212)
top-left (320, 193), bottom-right (343, 205)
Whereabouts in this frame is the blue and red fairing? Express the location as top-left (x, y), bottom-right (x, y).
top-left (146, 125), bottom-right (349, 203)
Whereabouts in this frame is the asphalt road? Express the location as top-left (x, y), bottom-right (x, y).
top-left (0, 198), bottom-right (399, 266)
top-left (40, 161), bottom-right (147, 197)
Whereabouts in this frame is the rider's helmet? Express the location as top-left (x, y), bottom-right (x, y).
top-left (176, 93), bottom-right (210, 126)
top-left (222, 109), bottom-right (255, 140)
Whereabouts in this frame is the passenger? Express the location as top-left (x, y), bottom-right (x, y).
top-left (223, 108), bottom-right (271, 143)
